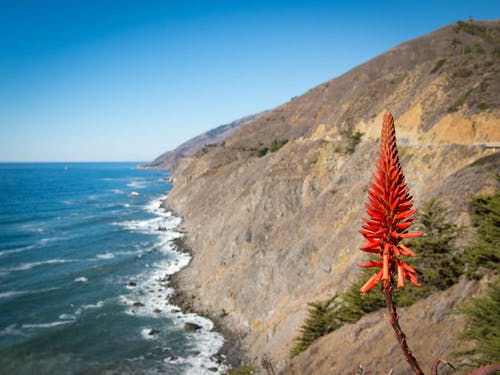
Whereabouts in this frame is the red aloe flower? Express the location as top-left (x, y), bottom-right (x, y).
top-left (359, 112), bottom-right (422, 295)
top-left (358, 112), bottom-right (424, 375)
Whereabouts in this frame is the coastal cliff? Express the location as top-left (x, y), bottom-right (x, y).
top-left (159, 20), bottom-right (500, 372)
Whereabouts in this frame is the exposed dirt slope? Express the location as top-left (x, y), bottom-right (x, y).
top-left (162, 20), bottom-right (500, 372)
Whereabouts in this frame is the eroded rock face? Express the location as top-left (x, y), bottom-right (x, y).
top-left (163, 20), bottom-right (500, 372)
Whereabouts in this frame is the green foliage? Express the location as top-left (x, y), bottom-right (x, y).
top-left (430, 58), bottom-right (447, 74)
top-left (226, 365), bottom-right (257, 375)
top-left (290, 270), bottom-right (388, 358)
top-left (477, 102), bottom-right (489, 111)
top-left (290, 296), bottom-right (338, 358)
top-left (291, 187), bottom-right (500, 358)
top-left (448, 89), bottom-right (472, 113)
top-left (460, 186), bottom-right (500, 278)
top-left (270, 139), bottom-right (288, 152)
top-left (291, 199), bottom-right (461, 357)
top-left (455, 21), bottom-right (500, 45)
top-left (396, 199), bottom-right (463, 304)
top-left (459, 279), bottom-right (500, 365)
top-left (334, 129), bottom-right (364, 155)
top-left (255, 139), bottom-right (288, 157)
top-left (345, 130), bottom-right (363, 153)
top-left (255, 147), bottom-right (269, 157)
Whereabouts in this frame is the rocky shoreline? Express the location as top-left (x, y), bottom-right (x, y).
top-left (169, 233), bottom-right (248, 370)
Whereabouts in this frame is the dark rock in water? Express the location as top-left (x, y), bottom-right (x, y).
top-left (133, 302), bottom-right (145, 307)
top-left (167, 355), bottom-right (178, 362)
top-left (153, 308), bottom-right (162, 313)
top-left (157, 226), bottom-right (167, 231)
top-left (210, 354), bottom-right (223, 364)
top-left (184, 322), bottom-right (202, 332)
top-left (128, 281), bottom-right (137, 287)
top-left (148, 329), bottom-right (160, 336)
top-left (208, 367), bottom-right (218, 372)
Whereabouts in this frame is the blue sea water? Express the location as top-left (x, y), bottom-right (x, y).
top-left (0, 163), bottom-right (225, 375)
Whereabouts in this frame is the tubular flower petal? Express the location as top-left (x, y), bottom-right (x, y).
top-left (358, 261), bottom-right (383, 268)
top-left (359, 113), bottom-right (422, 294)
top-left (360, 270), bottom-right (383, 295)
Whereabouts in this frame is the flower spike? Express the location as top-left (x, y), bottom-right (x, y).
top-left (359, 113), bottom-right (422, 294)
top-left (357, 112), bottom-right (425, 375)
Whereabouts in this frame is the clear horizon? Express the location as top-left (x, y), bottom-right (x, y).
top-left (1, 0), bottom-right (498, 162)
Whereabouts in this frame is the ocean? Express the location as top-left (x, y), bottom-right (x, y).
top-left (0, 162), bottom-right (226, 375)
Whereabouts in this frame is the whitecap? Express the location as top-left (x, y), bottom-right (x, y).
top-left (59, 313), bottom-right (77, 320)
top-left (0, 287), bottom-right (59, 299)
top-left (96, 253), bottom-right (114, 260)
top-left (0, 324), bottom-right (26, 337)
top-left (0, 245), bottom-right (35, 257)
top-left (82, 301), bottom-right (104, 310)
top-left (109, 189), bottom-right (125, 195)
top-left (141, 328), bottom-right (159, 340)
top-left (1, 235), bottom-right (77, 258)
top-left (0, 290), bottom-right (28, 298)
top-left (127, 180), bottom-right (148, 189)
top-left (0, 259), bottom-right (75, 273)
top-left (74, 277), bottom-right (88, 283)
top-left (22, 321), bottom-right (73, 329)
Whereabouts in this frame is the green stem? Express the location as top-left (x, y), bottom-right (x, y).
top-left (382, 281), bottom-right (424, 375)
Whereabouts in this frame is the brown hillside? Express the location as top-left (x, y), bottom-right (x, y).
top-left (162, 20), bottom-right (500, 373)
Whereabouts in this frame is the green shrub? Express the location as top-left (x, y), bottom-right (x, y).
top-left (290, 199), bottom-right (461, 357)
top-left (270, 139), bottom-right (288, 152)
top-left (226, 365), bottom-right (257, 375)
top-left (430, 58), bottom-right (447, 74)
top-left (255, 147), bottom-right (269, 157)
top-left (459, 278), bottom-right (500, 366)
top-left (254, 139), bottom-right (288, 157)
top-left (459, 186), bottom-right (500, 278)
top-left (477, 102), bottom-right (489, 111)
top-left (291, 184), bottom-right (499, 358)
top-left (455, 21), bottom-right (500, 45)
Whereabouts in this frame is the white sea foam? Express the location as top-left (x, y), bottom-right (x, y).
top-left (109, 189), bottom-right (125, 195)
top-left (1, 259), bottom-right (74, 273)
top-left (116, 194), bottom-right (227, 373)
top-left (115, 217), bottom-right (181, 237)
top-left (82, 301), bottom-right (104, 310)
top-left (22, 321), bottom-right (73, 329)
top-left (0, 290), bottom-right (29, 298)
top-left (0, 287), bottom-right (59, 299)
top-left (0, 324), bottom-right (26, 337)
top-left (59, 300), bottom-right (104, 322)
top-left (127, 180), bottom-right (148, 189)
top-left (0, 235), bottom-right (74, 257)
top-left (141, 328), bottom-right (159, 340)
top-left (74, 277), bottom-right (88, 283)
top-left (59, 313), bottom-right (77, 320)
top-left (96, 253), bottom-right (115, 260)
top-left (0, 246), bottom-right (35, 257)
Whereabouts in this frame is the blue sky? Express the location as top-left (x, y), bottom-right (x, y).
top-left (0, 0), bottom-right (498, 162)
